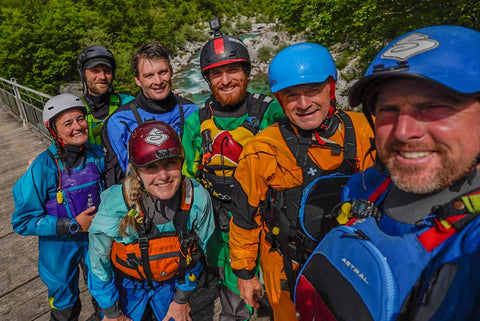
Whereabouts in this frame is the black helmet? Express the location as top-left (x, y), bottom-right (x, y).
top-left (77, 45), bottom-right (116, 81)
top-left (200, 34), bottom-right (251, 80)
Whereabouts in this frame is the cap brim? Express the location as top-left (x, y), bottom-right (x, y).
top-left (348, 72), bottom-right (428, 108)
top-left (84, 58), bottom-right (112, 70)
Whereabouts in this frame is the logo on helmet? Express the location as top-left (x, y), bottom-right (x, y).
top-left (155, 149), bottom-right (171, 158)
top-left (145, 128), bottom-right (169, 146)
top-left (382, 33), bottom-right (439, 61)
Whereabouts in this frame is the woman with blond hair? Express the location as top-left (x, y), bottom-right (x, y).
top-left (88, 120), bottom-right (214, 321)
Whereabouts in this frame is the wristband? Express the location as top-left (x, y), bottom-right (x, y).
top-left (69, 218), bottom-right (80, 235)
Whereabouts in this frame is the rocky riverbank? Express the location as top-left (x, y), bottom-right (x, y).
top-left (170, 19), bottom-right (360, 109)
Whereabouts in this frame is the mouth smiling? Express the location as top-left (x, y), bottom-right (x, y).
top-left (398, 151), bottom-right (431, 159)
top-left (220, 85), bottom-right (236, 93)
top-left (73, 130), bottom-right (87, 138)
top-left (296, 109), bottom-right (318, 117)
top-left (154, 181), bottom-right (172, 188)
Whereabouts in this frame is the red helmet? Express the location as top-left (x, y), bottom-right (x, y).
top-left (128, 121), bottom-right (185, 168)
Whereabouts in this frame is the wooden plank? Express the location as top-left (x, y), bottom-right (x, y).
top-left (0, 234), bottom-right (39, 298)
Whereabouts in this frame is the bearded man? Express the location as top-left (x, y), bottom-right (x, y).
top-left (181, 18), bottom-right (284, 321)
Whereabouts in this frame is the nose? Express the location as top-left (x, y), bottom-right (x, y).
top-left (297, 93), bottom-right (312, 110)
top-left (393, 112), bottom-right (424, 142)
top-left (220, 72), bottom-right (231, 85)
top-left (153, 73), bottom-right (164, 84)
top-left (98, 70), bottom-right (107, 79)
top-left (72, 120), bottom-right (85, 131)
top-left (155, 167), bottom-right (170, 180)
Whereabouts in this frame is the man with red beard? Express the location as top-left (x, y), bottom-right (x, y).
top-left (295, 25), bottom-right (480, 321)
top-left (182, 18), bottom-right (284, 321)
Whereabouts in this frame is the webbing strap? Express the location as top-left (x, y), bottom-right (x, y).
top-left (243, 93), bottom-right (271, 135)
top-left (137, 222), bottom-right (155, 289)
top-left (278, 117), bottom-right (310, 169)
top-left (368, 178), bottom-right (392, 203)
top-left (177, 98), bottom-right (185, 138)
top-left (336, 109), bottom-right (357, 162)
top-left (121, 178), bottom-right (195, 285)
top-left (199, 93), bottom-right (272, 156)
top-left (418, 215), bottom-right (467, 252)
top-left (130, 101), bottom-right (143, 125)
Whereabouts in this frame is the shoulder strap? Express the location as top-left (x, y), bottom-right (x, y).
top-left (176, 96), bottom-right (185, 138)
top-left (278, 117), bottom-right (310, 169)
top-left (198, 99), bottom-right (214, 160)
top-left (173, 177), bottom-right (194, 234)
top-left (199, 98), bottom-right (214, 124)
top-left (173, 178), bottom-right (195, 284)
top-left (129, 101), bottom-right (144, 125)
top-left (243, 93), bottom-right (272, 134)
top-left (336, 110), bottom-right (357, 162)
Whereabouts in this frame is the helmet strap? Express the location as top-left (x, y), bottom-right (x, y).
top-left (46, 123), bottom-right (65, 147)
top-left (47, 122), bottom-right (84, 150)
top-left (314, 130), bottom-right (326, 146)
top-left (319, 79), bottom-right (337, 131)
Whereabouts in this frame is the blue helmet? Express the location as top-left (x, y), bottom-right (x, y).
top-left (268, 43), bottom-right (337, 93)
top-left (349, 25), bottom-right (480, 112)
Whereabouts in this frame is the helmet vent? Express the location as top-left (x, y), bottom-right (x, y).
top-left (373, 61), bottom-right (409, 74)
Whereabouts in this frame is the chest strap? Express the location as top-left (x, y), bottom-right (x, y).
top-left (120, 177), bottom-right (196, 288)
top-left (199, 93), bottom-right (272, 158)
top-left (261, 111), bottom-right (359, 299)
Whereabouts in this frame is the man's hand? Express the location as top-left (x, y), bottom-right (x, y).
top-left (162, 301), bottom-right (192, 321)
top-left (237, 276), bottom-right (264, 308)
top-left (76, 206), bottom-right (96, 232)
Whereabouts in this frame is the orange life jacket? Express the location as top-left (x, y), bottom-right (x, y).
top-left (111, 178), bottom-right (201, 285)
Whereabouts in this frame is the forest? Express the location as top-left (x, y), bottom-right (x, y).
top-left (0, 0), bottom-right (479, 95)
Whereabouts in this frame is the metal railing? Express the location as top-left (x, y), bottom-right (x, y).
top-left (0, 77), bottom-right (52, 139)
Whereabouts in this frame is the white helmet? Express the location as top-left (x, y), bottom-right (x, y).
top-left (43, 93), bottom-right (86, 130)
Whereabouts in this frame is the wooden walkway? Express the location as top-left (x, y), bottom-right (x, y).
top-left (0, 105), bottom-right (271, 321)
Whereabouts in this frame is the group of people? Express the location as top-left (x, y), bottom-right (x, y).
top-left (11, 19), bottom-right (480, 321)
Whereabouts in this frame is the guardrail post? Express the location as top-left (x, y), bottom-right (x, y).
top-left (10, 78), bottom-right (28, 126)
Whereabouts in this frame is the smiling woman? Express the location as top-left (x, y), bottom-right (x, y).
top-left (54, 109), bottom-right (89, 146)
top-left (87, 120), bottom-right (214, 321)
top-left (11, 93), bottom-right (105, 320)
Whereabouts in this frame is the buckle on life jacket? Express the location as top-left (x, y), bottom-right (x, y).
top-left (138, 236), bottom-right (149, 250)
top-left (128, 208), bottom-right (144, 224)
top-left (334, 199), bottom-right (381, 225)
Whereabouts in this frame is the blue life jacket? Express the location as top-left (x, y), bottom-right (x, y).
top-left (295, 167), bottom-right (480, 321)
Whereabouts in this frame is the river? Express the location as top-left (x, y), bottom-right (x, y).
top-left (172, 50), bottom-right (272, 107)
